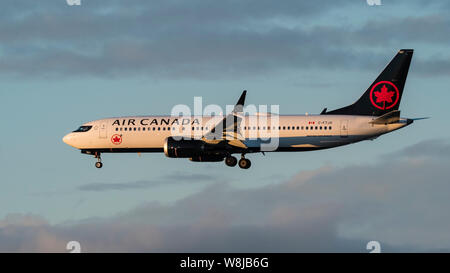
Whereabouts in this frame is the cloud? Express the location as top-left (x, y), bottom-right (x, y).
top-left (78, 173), bottom-right (217, 192)
top-left (2, 1), bottom-right (450, 78)
top-left (0, 213), bottom-right (47, 228)
top-left (353, 15), bottom-right (450, 46)
top-left (391, 138), bottom-right (450, 159)
top-left (414, 58), bottom-right (450, 77)
top-left (1, 139), bottom-right (450, 252)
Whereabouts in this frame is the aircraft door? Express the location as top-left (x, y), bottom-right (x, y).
top-left (340, 120), bottom-right (348, 137)
top-left (99, 123), bottom-right (107, 139)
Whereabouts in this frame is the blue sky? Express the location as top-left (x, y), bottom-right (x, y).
top-left (0, 0), bottom-right (449, 252)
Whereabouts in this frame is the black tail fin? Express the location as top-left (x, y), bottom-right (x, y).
top-left (324, 49), bottom-right (413, 116)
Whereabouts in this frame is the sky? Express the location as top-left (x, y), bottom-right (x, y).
top-left (0, 0), bottom-right (449, 252)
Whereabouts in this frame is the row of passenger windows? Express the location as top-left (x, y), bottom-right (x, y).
top-left (114, 126), bottom-right (332, 132)
top-left (243, 126), bottom-right (332, 131)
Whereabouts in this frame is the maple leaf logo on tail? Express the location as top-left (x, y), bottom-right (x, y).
top-left (369, 81), bottom-right (399, 110)
top-left (374, 85), bottom-right (395, 109)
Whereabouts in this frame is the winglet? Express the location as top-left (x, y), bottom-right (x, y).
top-left (233, 90), bottom-right (247, 113)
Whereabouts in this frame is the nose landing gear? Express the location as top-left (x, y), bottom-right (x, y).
top-left (94, 152), bottom-right (103, 169)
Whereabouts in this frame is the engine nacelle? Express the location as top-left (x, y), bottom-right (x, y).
top-left (164, 137), bottom-right (207, 158)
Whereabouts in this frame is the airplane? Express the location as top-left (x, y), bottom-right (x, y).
top-left (63, 49), bottom-right (423, 169)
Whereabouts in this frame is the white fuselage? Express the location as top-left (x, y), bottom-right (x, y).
top-left (62, 49), bottom-right (416, 169)
top-left (63, 114), bottom-right (410, 153)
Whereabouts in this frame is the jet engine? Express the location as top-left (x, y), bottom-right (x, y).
top-left (164, 137), bottom-right (210, 158)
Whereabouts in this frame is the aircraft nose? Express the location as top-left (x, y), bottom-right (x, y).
top-left (63, 133), bottom-right (74, 146)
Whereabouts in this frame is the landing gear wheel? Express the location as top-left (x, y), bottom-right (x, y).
top-left (94, 152), bottom-right (103, 169)
top-left (238, 158), bottom-right (251, 169)
top-left (225, 156), bottom-right (237, 167)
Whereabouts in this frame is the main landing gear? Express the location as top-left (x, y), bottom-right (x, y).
top-left (225, 156), bottom-right (237, 167)
top-left (225, 154), bottom-right (251, 169)
top-left (238, 157), bottom-right (251, 169)
top-left (94, 152), bottom-right (103, 169)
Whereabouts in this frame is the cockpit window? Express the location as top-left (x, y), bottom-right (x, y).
top-left (73, 126), bottom-right (92, 132)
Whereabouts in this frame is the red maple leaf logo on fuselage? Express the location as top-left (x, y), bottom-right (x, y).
top-left (111, 134), bottom-right (122, 144)
top-left (374, 84), bottom-right (395, 109)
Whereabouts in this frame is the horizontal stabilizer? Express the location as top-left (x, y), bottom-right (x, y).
top-left (369, 110), bottom-right (400, 124)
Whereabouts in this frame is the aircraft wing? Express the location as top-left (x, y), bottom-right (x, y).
top-left (202, 90), bottom-right (248, 149)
